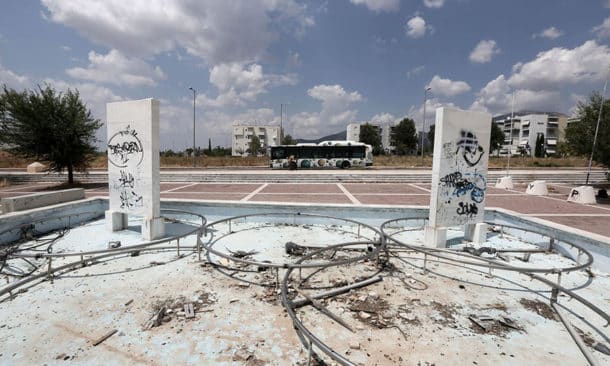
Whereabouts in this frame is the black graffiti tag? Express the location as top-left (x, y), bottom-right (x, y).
top-left (440, 172), bottom-right (486, 203)
top-left (107, 125), bottom-right (144, 168)
top-left (440, 172), bottom-right (462, 187)
top-left (119, 190), bottom-right (143, 209)
top-left (456, 202), bottom-right (478, 218)
top-left (456, 130), bottom-right (484, 167)
top-left (118, 170), bottom-right (135, 188)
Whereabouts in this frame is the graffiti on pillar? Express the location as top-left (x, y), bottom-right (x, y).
top-left (107, 125), bottom-right (144, 168)
top-left (429, 109), bottom-right (491, 227)
top-left (107, 124), bottom-right (145, 214)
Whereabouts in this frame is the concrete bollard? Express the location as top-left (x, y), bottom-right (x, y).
top-left (495, 176), bottom-right (514, 189)
top-left (567, 186), bottom-right (596, 204)
top-left (526, 180), bottom-right (548, 196)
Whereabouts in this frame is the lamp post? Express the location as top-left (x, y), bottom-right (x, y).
top-left (280, 103), bottom-right (290, 144)
top-left (506, 91), bottom-right (515, 176)
top-left (421, 87), bottom-right (431, 166)
top-left (586, 66), bottom-right (610, 185)
top-left (189, 87), bottom-right (196, 168)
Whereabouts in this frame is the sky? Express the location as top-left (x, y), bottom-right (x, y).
top-left (1, 0), bottom-right (609, 150)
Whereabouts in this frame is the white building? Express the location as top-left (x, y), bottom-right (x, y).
top-left (232, 124), bottom-right (281, 156)
top-left (346, 122), bottom-right (395, 153)
top-left (493, 113), bottom-right (567, 156)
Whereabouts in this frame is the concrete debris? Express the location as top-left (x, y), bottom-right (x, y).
top-left (285, 241), bottom-right (306, 256)
top-left (107, 241), bottom-right (121, 249)
top-left (184, 303), bottom-right (195, 319)
top-left (92, 329), bottom-right (118, 346)
top-left (594, 343), bottom-right (610, 355)
top-left (226, 248), bottom-right (258, 259)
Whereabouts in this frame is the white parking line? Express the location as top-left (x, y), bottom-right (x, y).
top-left (409, 183), bottom-right (430, 193)
top-left (337, 183), bottom-right (361, 205)
top-left (162, 182), bottom-right (199, 193)
top-left (241, 183), bottom-right (269, 202)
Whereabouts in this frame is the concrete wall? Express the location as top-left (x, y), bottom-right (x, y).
top-left (1, 188), bottom-right (85, 214)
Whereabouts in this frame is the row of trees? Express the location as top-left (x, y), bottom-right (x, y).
top-left (359, 117), bottom-right (506, 156)
top-left (1, 84), bottom-right (608, 185)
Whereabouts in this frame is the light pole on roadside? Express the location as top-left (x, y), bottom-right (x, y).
top-left (586, 65), bottom-right (610, 185)
top-left (421, 87), bottom-right (432, 166)
top-left (280, 103), bottom-right (289, 144)
top-left (506, 91), bottom-right (515, 176)
top-left (189, 87), bottom-right (196, 168)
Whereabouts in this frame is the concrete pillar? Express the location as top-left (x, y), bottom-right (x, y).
top-left (426, 108), bottom-right (492, 248)
top-left (464, 223), bottom-right (488, 244)
top-left (106, 98), bottom-right (165, 240)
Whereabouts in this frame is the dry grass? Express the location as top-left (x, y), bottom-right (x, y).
top-left (374, 155), bottom-right (593, 168)
top-left (0, 150), bottom-right (600, 169)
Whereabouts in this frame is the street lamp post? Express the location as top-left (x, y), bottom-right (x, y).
top-left (586, 66), bottom-right (610, 185)
top-left (506, 91), bottom-right (515, 176)
top-left (421, 87), bottom-right (431, 166)
top-left (280, 103), bottom-right (290, 144)
top-left (189, 87), bottom-right (196, 168)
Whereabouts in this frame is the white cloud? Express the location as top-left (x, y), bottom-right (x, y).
top-left (41, 0), bottom-right (313, 65)
top-left (349, 0), bottom-right (400, 12)
top-left (406, 16), bottom-right (431, 39)
top-left (533, 26), bottom-right (563, 39)
top-left (370, 112), bottom-right (397, 124)
top-left (198, 62), bottom-right (298, 108)
top-left (568, 93), bottom-right (586, 116)
top-left (469, 74), bottom-right (561, 115)
top-left (61, 45), bottom-right (71, 51)
top-left (66, 49), bottom-right (166, 87)
top-left (406, 65), bottom-right (425, 78)
top-left (0, 63), bottom-right (30, 90)
top-left (593, 16), bottom-right (610, 39)
top-left (289, 84), bottom-right (363, 138)
top-left (469, 40), bottom-right (500, 63)
top-left (508, 40), bottom-right (610, 91)
top-left (408, 98), bottom-right (458, 131)
top-left (604, 0), bottom-right (610, 8)
top-left (423, 0), bottom-right (445, 8)
top-left (427, 75), bottom-right (471, 97)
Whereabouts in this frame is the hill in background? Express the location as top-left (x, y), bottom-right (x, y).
top-left (296, 130), bottom-right (347, 144)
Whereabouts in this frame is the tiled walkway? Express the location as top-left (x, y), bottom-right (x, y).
top-left (1, 181), bottom-right (609, 237)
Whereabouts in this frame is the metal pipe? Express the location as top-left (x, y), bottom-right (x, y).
top-left (291, 275), bottom-right (382, 308)
top-left (551, 302), bottom-right (600, 366)
top-left (586, 66), bottom-right (609, 185)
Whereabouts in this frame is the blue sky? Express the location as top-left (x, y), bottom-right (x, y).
top-left (1, 0), bottom-right (609, 149)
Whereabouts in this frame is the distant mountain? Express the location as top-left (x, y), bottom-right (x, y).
top-left (296, 130), bottom-right (347, 144)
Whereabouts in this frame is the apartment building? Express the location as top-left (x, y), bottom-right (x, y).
top-left (232, 124), bottom-right (281, 156)
top-left (492, 112), bottom-right (567, 156)
top-left (346, 122), bottom-right (396, 153)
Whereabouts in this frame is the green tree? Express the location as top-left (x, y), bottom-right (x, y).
top-left (535, 133), bottom-right (545, 157)
top-left (427, 124), bottom-right (435, 150)
top-left (0, 84), bottom-right (101, 184)
top-left (247, 135), bottom-right (262, 156)
top-left (282, 134), bottom-right (297, 145)
top-left (392, 118), bottom-right (418, 155)
top-left (490, 122), bottom-right (505, 156)
top-left (359, 123), bottom-right (383, 155)
top-left (565, 92), bottom-right (610, 167)
top-left (208, 138), bottom-right (212, 154)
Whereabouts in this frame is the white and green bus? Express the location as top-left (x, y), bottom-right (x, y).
top-left (269, 141), bottom-right (373, 169)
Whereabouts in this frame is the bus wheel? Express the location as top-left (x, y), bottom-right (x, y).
top-left (341, 160), bottom-right (351, 169)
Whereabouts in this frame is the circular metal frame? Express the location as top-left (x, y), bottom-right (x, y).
top-left (204, 212), bottom-right (383, 269)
